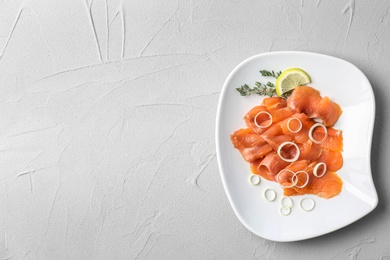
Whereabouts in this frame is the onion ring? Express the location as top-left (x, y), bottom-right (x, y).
top-left (254, 111), bottom-right (273, 129)
top-left (300, 198), bottom-right (316, 212)
top-left (276, 169), bottom-right (297, 188)
top-left (277, 142), bottom-right (300, 162)
top-left (293, 171), bottom-right (309, 188)
top-left (287, 118), bottom-right (302, 133)
top-left (264, 188), bottom-right (277, 202)
top-left (249, 175), bottom-right (261, 185)
top-left (313, 162), bottom-right (327, 177)
top-left (309, 123), bottom-right (328, 144)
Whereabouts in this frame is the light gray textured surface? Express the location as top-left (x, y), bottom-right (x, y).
top-left (0, 0), bottom-right (389, 259)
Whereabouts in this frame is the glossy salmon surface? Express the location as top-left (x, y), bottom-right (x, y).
top-left (231, 92), bottom-right (344, 199)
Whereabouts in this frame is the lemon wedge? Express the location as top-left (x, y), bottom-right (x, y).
top-left (275, 68), bottom-right (311, 96)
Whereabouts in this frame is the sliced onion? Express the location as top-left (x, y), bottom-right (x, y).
top-left (293, 171), bottom-right (309, 188)
top-left (309, 123), bottom-right (328, 144)
top-left (249, 175), bottom-right (261, 185)
top-left (276, 169), bottom-right (297, 188)
top-left (280, 205), bottom-right (291, 216)
top-left (281, 196), bottom-right (294, 207)
top-left (300, 198), bottom-right (316, 212)
top-left (277, 142), bottom-right (300, 162)
top-left (254, 111), bottom-right (273, 129)
top-left (264, 188), bottom-right (277, 202)
top-left (313, 162), bottom-right (327, 177)
top-left (287, 118), bottom-right (302, 133)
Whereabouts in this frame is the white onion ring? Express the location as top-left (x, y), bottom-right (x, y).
top-left (292, 171), bottom-right (309, 188)
top-left (300, 198), bottom-right (316, 212)
top-left (281, 196), bottom-right (294, 207)
top-left (309, 123), bottom-right (328, 144)
top-left (264, 188), bottom-right (277, 202)
top-left (313, 162), bottom-right (327, 178)
top-left (277, 142), bottom-right (300, 162)
top-left (280, 205), bottom-right (291, 216)
top-left (249, 175), bottom-right (261, 185)
top-left (254, 111), bottom-right (273, 129)
top-left (276, 169), bottom-right (297, 188)
top-left (287, 118), bottom-right (302, 133)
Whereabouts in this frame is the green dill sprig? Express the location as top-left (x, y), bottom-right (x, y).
top-left (259, 70), bottom-right (282, 78)
top-left (236, 82), bottom-right (276, 97)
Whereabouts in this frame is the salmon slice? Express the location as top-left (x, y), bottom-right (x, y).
top-left (271, 107), bottom-right (295, 123)
top-left (279, 113), bottom-right (315, 144)
top-left (305, 171), bottom-right (343, 199)
top-left (244, 105), bottom-right (294, 134)
top-left (244, 105), bottom-right (269, 134)
top-left (282, 160), bottom-right (309, 196)
top-left (257, 152), bottom-right (290, 179)
top-left (287, 86), bottom-right (342, 126)
top-left (261, 124), bottom-right (294, 150)
top-left (297, 140), bottom-right (322, 161)
top-left (250, 159), bottom-right (274, 181)
top-left (323, 128), bottom-right (343, 152)
top-left (284, 165), bottom-right (343, 199)
top-left (230, 128), bottom-right (273, 162)
top-left (318, 149), bottom-right (343, 172)
top-left (287, 86), bottom-right (321, 117)
top-left (262, 97), bottom-right (287, 111)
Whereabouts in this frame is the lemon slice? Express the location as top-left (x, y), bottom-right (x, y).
top-left (275, 68), bottom-right (311, 96)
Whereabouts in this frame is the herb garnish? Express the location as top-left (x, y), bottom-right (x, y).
top-left (259, 70), bottom-right (282, 78)
top-left (236, 69), bottom-right (282, 97)
top-left (236, 82), bottom-right (276, 97)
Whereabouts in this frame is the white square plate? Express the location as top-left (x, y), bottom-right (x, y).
top-left (215, 51), bottom-right (378, 242)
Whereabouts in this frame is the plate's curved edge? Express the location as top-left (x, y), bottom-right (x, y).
top-left (215, 51), bottom-right (379, 242)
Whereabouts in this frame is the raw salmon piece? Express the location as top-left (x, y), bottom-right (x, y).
top-left (230, 128), bottom-right (273, 162)
top-left (250, 159), bottom-right (275, 181)
top-left (297, 140), bottom-right (322, 161)
top-left (311, 126), bottom-right (343, 152)
top-left (284, 166), bottom-right (343, 199)
top-left (244, 105), bottom-right (269, 134)
top-left (244, 105), bottom-right (294, 134)
top-left (287, 86), bottom-right (343, 126)
top-left (317, 96), bottom-right (343, 127)
top-left (257, 152), bottom-right (290, 179)
top-left (263, 135), bottom-right (294, 151)
top-left (318, 149), bottom-right (343, 172)
top-left (307, 171), bottom-right (343, 199)
top-left (287, 86), bottom-right (321, 116)
top-left (271, 107), bottom-right (295, 123)
top-left (323, 128), bottom-right (343, 152)
top-left (261, 124), bottom-right (294, 150)
top-left (281, 160), bottom-right (308, 195)
top-left (262, 97), bottom-right (287, 111)
top-left (279, 113), bottom-right (315, 144)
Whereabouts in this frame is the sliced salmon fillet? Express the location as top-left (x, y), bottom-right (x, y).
top-left (250, 159), bottom-right (274, 181)
top-left (257, 152), bottom-right (290, 179)
top-left (303, 171), bottom-right (343, 199)
top-left (262, 97), bottom-right (287, 111)
top-left (261, 124), bottom-right (294, 150)
top-left (279, 113), bottom-right (315, 144)
top-left (316, 96), bottom-right (343, 127)
top-left (318, 148), bottom-right (343, 172)
top-left (244, 105), bottom-right (269, 134)
top-left (287, 86), bottom-right (342, 126)
top-left (230, 128), bottom-right (273, 162)
top-left (297, 139), bottom-right (322, 161)
top-left (283, 165), bottom-right (343, 199)
top-left (231, 89), bottom-right (344, 199)
top-left (323, 128), bottom-right (343, 152)
top-left (244, 105), bottom-right (294, 134)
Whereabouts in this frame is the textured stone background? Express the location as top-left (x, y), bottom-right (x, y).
top-left (0, 0), bottom-right (389, 259)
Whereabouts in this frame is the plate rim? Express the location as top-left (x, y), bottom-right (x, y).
top-left (215, 51), bottom-right (378, 242)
